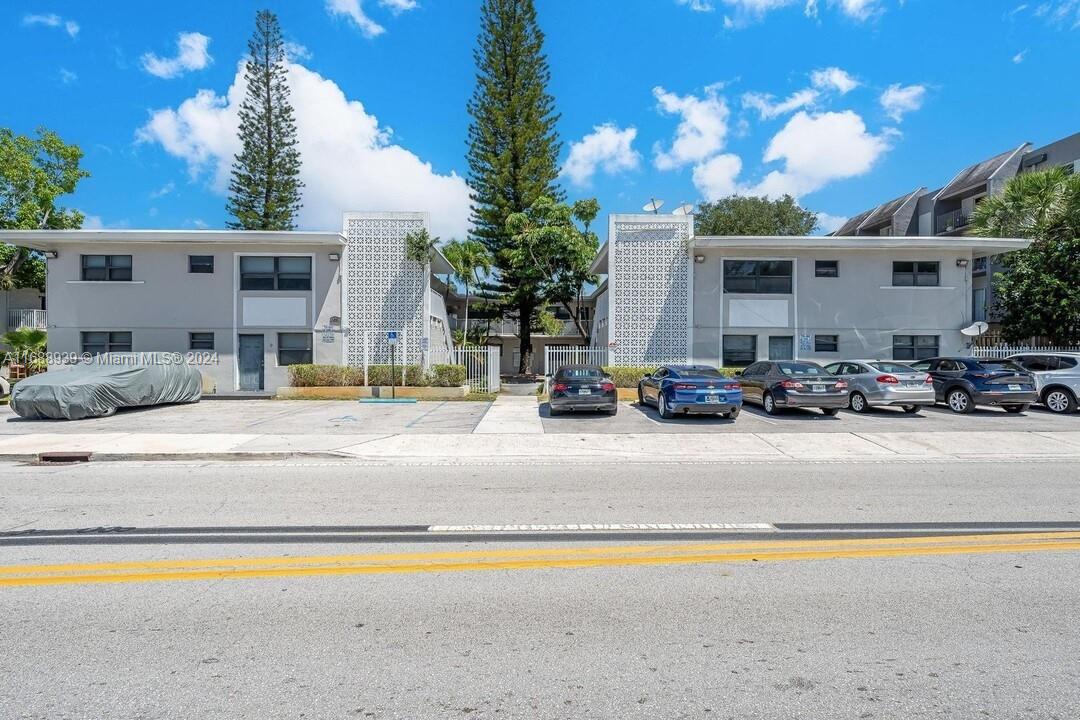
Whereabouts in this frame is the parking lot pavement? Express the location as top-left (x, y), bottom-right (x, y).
top-left (0, 400), bottom-right (491, 436)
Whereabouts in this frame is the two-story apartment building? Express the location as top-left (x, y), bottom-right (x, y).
top-left (590, 214), bottom-right (1029, 367)
top-left (0, 213), bottom-right (454, 393)
top-left (834, 130), bottom-right (1080, 326)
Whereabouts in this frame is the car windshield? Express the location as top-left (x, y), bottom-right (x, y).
top-left (558, 368), bottom-right (603, 379)
top-left (776, 362), bottom-right (825, 376)
top-left (977, 360), bottom-right (1025, 373)
top-left (871, 362), bottom-right (917, 374)
top-left (681, 367), bottom-right (724, 378)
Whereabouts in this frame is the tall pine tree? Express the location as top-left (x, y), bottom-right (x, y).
top-left (466, 0), bottom-right (562, 374)
top-left (226, 10), bottom-right (303, 230)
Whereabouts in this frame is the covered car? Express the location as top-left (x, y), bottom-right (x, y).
top-left (10, 353), bottom-right (202, 420)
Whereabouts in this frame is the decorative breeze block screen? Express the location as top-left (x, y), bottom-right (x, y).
top-left (344, 215), bottom-right (427, 365)
top-left (610, 220), bottom-right (690, 365)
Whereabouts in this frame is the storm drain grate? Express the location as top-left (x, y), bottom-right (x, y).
top-left (37, 451), bottom-right (92, 464)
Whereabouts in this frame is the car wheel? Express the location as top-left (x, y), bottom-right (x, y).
top-left (1004, 404), bottom-right (1029, 414)
top-left (821, 407), bottom-right (840, 416)
top-left (657, 392), bottom-right (672, 419)
top-left (849, 392), bottom-right (869, 413)
top-left (946, 388), bottom-right (974, 414)
top-left (763, 392), bottom-right (777, 415)
top-left (1044, 388), bottom-right (1077, 414)
top-left (902, 405), bottom-right (921, 414)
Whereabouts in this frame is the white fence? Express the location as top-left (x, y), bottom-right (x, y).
top-left (6, 309), bottom-right (46, 330)
top-left (973, 345), bottom-right (1080, 358)
top-left (543, 346), bottom-right (610, 376)
top-left (429, 345), bottom-right (501, 393)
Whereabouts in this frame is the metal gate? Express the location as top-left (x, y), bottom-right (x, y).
top-left (430, 345), bottom-right (501, 393)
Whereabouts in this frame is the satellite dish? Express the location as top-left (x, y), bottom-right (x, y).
top-left (642, 198), bottom-right (665, 214)
top-left (672, 202), bottom-right (695, 216)
top-left (961, 321), bottom-right (990, 337)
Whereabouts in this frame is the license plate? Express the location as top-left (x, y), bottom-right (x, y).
top-left (578, 388), bottom-right (591, 395)
top-left (812, 385), bottom-right (825, 393)
top-left (1008, 384), bottom-right (1021, 391)
top-left (704, 395), bottom-right (720, 404)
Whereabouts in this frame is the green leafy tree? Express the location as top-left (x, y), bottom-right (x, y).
top-left (442, 238), bottom-right (493, 344)
top-left (226, 10), bottom-right (303, 230)
top-left (505, 196), bottom-right (599, 339)
top-left (466, 0), bottom-right (563, 373)
top-left (0, 127), bottom-right (89, 290)
top-left (404, 229), bottom-right (439, 264)
top-left (2, 326), bottom-right (47, 371)
top-left (971, 167), bottom-right (1080, 344)
top-left (695, 194), bottom-right (817, 236)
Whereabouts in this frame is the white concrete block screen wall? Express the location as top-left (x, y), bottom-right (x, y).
top-left (589, 214), bottom-right (1030, 369)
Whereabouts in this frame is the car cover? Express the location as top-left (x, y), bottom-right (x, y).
top-left (10, 353), bottom-right (203, 420)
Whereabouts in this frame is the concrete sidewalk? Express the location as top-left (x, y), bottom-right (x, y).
top-left (3, 429), bottom-right (1080, 464)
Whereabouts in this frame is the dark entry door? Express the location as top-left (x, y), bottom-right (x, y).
top-left (238, 334), bottom-right (264, 391)
top-left (768, 336), bottom-right (794, 361)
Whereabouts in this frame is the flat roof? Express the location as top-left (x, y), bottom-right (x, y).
top-left (0, 229), bottom-right (347, 249)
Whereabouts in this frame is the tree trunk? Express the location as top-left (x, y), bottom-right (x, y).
top-left (518, 302), bottom-right (533, 375)
top-left (462, 283), bottom-right (470, 345)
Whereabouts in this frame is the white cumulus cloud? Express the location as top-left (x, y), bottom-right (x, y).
top-left (720, 0), bottom-right (885, 26)
top-left (652, 85), bottom-right (731, 170)
top-left (748, 110), bottom-right (892, 198)
top-left (326, 0), bottom-right (385, 37)
top-left (832, 0), bottom-right (883, 21)
top-left (810, 66), bottom-right (859, 94)
top-left (136, 61), bottom-right (471, 239)
top-left (380, 0), bottom-right (419, 13)
top-left (676, 0), bottom-right (716, 11)
top-left (562, 124), bottom-right (641, 188)
top-left (879, 83), bottom-right (926, 122)
top-left (141, 32), bottom-right (213, 79)
top-left (22, 13), bottom-right (79, 37)
top-left (741, 88), bottom-right (819, 120)
top-left (692, 154), bottom-right (744, 200)
top-left (814, 211), bottom-right (849, 234)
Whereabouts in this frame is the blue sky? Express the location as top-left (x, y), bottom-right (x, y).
top-left (2, 0), bottom-right (1078, 239)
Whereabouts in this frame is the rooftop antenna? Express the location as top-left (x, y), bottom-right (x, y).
top-left (642, 198), bottom-right (665, 214)
top-left (672, 202), bottom-right (695, 216)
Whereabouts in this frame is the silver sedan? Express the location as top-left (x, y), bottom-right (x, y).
top-left (824, 360), bottom-right (935, 413)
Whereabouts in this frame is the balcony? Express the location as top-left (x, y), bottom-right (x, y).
top-left (6, 309), bottom-right (47, 330)
top-left (936, 209), bottom-right (971, 234)
top-left (452, 316), bottom-right (590, 338)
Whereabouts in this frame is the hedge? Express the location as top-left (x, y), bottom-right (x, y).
top-left (288, 363), bottom-right (467, 388)
top-left (601, 365), bottom-right (740, 388)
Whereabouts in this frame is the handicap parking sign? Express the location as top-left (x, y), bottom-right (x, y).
top-left (387, 331), bottom-right (399, 346)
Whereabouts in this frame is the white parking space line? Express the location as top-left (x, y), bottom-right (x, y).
top-left (427, 523), bottom-right (776, 533)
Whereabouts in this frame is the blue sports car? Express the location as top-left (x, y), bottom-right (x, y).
top-left (637, 365), bottom-right (742, 419)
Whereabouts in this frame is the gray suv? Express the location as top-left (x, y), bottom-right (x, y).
top-left (1007, 353), bottom-right (1080, 414)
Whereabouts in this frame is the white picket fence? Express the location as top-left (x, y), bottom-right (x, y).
top-left (543, 346), bottom-right (610, 376)
top-left (429, 345), bottom-right (501, 393)
top-left (973, 345), bottom-right (1080, 359)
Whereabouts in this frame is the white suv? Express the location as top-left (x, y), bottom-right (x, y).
top-left (1007, 353), bottom-right (1080, 414)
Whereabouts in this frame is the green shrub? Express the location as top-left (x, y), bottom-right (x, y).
top-left (287, 363), bottom-right (467, 387)
top-left (601, 365), bottom-right (739, 388)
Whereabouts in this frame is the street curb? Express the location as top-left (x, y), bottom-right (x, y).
top-left (3, 450), bottom-right (356, 464)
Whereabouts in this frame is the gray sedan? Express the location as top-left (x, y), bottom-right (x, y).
top-left (1008, 352), bottom-right (1080, 413)
top-left (823, 360), bottom-right (935, 414)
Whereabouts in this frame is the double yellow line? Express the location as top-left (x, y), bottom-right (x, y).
top-left (3, 531), bottom-right (1079, 588)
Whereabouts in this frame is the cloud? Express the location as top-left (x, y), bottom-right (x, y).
top-left (284, 41), bottom-right (312, 61)
top-left (137, 60), bottom-right (471, 239)
top-left (1012, 49), bottom-right (1028, 63)
top-left (59, 68), bottom-right (78, 85)
top-left (141, 32), bottom-right (212, 79)
top-left (832, 0), bottom-right (883, 21)
top-left (741, 88), bottom-right (819, 120)
top-left (747, 110), bottom-right (892, 197)
top-left (1033, 1), bottom-right (1080, 27)
top-left (380, 0), bottom-right (419, 13)
top-left (326, 0), bottom-right (385, 37)
top-left (879, 83), bottom-right (926, 121)
top-left (810, 66), bottom-right (859, 94)
top-left (150, 182), bottom-right (175, 199)
top-left (692, 154), bottom-right (744, 200)
top-left (22, 13), bottom-right (79, 37)
top-left (719, 0), bottom-right (884, 26)
top-left (561, 124), bottom-right (641, 187)
top-left (676, 0), bottom-right (715, 10)
top-left (652, 84), bottom-right (731, 170)
top-left (814, 211), bottom-right (849, 234)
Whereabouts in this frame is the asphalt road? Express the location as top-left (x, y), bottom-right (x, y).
top-left (3, 460), bottom-right (1080, 718)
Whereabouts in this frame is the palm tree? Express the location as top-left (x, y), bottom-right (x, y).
top-left (443, 239), bottom-right (493, 346)
top-left (971, 166), bottom-right (1080, 242)
top-left (1, 326), bottom-right (47, 376)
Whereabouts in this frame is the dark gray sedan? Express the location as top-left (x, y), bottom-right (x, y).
top-left (737, 360), bottom-right (849, 416)
top-left (548, 365), bottom-right (618, 415)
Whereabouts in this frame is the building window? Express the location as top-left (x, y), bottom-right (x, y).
top-left (81, 255), bottom-right (132, 282)
top-left (240, 256), bottom-right (312, 291)
top-left (972, 256), bottom-right (987, 275)
top-left (189, 332), bottom-right (215, 350)
top-left (277, 333), bottom-right (312, 366)
top-left (815, 260), bottom-right (838, 278)
top-left (81, 331), bottom-right (132, 355)
top-left (722, 335), bottom-right (757, 366)
top-left (723, 260), bottom-right (792, 294)
top-left (893, 335), bottom-right (939, 361)
top-left (189, 255), bottom-right (215, 274)
top-left (892, 261), bottom-right (939, 287)
top-left (814, 335), bottom-right (839, 352)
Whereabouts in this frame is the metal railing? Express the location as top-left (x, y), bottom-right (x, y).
top-left (936, 209), bottom-right (970, 234)
top-left (544, 346), bottom-right (610, 376)
top-left (972, 345), bottom-right (1080, 359)
top-left (6, 309), bottom-right (47, 330)
top-left (429, 345), bottom-right (501, 393)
